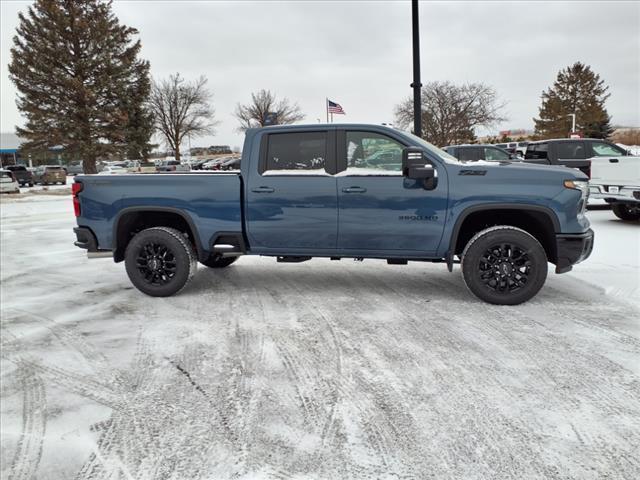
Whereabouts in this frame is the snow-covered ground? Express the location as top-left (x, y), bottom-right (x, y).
top-left (1, 194), bottom-right (639, 479)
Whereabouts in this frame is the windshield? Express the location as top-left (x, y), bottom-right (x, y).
top-left (402, 131), bottom-right (460, 163)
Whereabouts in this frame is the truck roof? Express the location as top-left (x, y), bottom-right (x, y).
top-left (527, 138), bottom-right (609, 144)
top-left (253, 123), bottom-right (399, 132)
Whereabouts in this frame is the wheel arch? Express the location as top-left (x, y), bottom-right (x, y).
top-left (447, 204), bottom-right (561, 271)
top-left (112, 206), bottom-right (205, 263)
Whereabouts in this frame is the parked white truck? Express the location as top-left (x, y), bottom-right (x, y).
top-left (587, 141), bottom-right (640, 221)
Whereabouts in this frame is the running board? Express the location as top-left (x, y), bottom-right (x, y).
top-left (87, 251), bottom-right (113, 259)
top-left (277, 256), bottom-right (311, 263)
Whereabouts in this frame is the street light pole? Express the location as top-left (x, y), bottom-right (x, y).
top-left (411, 0), bottom-right (422, 137)
top-left (568, 113), bottom-right (576, 134)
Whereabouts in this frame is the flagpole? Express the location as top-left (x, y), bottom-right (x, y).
top-left (330, 112), bottom-right (333, 124)
top-left (326, 98), bottom-right (328, 123)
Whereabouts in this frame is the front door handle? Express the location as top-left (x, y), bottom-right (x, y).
top-left (609, 158), bottom-right (619, 163)
top-left (251, 186), bottom-right (275, 193)
top-left (342, 186), bottom-right (367, 193)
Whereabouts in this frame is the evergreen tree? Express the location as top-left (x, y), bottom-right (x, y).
top-left (533, 62), bottom-right (612, 139)
top-left (123, 61), bottom-right (154, 161)
top-left (8, 0), bottom-right (151, 173)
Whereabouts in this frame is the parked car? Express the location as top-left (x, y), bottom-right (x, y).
top-left (156, 160), bottom-right (190, 172)
top-left (516, 142), bottom-right (529, 157)
top-left (98, 165), bottom-right (128, 175)
top-left (202, 157), bottom-right (231, 170)
top-left (443, 144), bottom-right (519, 162)
top-left (32, 165), bottom-right (66, 185)
top-left (64, 163), bottom-right (84, 176)
top-left (190, 159), bottom-right (210, 170)
top-left (220, 157), bottom-right (241, 170)
top-left (5, 165), bottom-right (34, 187)
top-left (72, 124), bottom-right (593, 305)
top-left (0, 169), bottom-right (20, 194)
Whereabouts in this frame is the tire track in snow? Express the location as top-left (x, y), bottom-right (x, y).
top-left (8, 362), bottom-right (47, 480)
top-left (266, 268), bottom-right (418, 477)
top-left (375, 266), bottom-right (640, 478)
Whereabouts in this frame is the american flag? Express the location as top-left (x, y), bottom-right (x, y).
top-left (327, 99), bottom-right (346, 114)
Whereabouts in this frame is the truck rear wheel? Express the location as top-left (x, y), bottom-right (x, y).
top-left (124, 227), bottom-right (197, 297)
top-left (612, 203), bottom-right (640, 221)
top-left (200, 255), bottom-right (238, 268)
top-left (461, 226), bottom-right (548, 305)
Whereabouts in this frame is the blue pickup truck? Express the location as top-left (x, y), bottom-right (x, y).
top-left (72, 124), bottom-right (593, 305)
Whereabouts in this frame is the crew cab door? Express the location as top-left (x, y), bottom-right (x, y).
top-left (335, 130), bottom-right (448, 255)
top-left (245, 130), bottom-right (338, 251)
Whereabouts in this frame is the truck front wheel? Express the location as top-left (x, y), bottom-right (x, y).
top-left (461, 226), bottom-right (548, 305)
top-left (200, 255), bottom-right (238, 268)
top-left (124, 227), bottom-right (197, 297)
top-left (612, 203), bottom-right (640, 221)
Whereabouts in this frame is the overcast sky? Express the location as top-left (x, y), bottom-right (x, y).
top-left (1, 0), bottom-right (639, 150)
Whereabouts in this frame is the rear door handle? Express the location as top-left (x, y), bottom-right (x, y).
top-left (609, 158), bottom-right (619, 163)
top-left (342, 186), bottom-right (367, 193)
top-left (251, 186), bottom-right (275, 193)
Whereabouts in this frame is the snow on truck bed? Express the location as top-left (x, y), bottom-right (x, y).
top-left (1, 194), bottom-right (639, 479)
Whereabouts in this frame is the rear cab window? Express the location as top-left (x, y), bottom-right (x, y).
top-left (458, 147), bottom-right (477, 162)
top-left (556, 142), bottom-right (586, 159)
top-left (525, 143), bottom-right (548, 160)
top-left (262, 131), bottom-right (328, 175)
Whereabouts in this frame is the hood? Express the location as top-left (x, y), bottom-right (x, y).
top-left (457, 160), bottom-right (588, 180)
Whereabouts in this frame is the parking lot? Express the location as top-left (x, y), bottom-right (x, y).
top-left (0, 192), bottom-right (638, 479)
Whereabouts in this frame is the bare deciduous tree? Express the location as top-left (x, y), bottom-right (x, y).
top-left (394, 81), bottom-right (506, 147)
top-left (150, 74), bottom-right (217, 160)
top-left (234, 89), bottom-right (304, 131)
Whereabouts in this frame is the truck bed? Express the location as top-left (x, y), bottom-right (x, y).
top-left (76, 172), bottom-right (243, 253)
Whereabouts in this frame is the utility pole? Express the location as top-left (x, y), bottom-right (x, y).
top-left (411, 0), bottom-right (422, 137)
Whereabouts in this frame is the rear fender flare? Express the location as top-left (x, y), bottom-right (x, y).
top-left (112, 206), bottom-right (205, 262)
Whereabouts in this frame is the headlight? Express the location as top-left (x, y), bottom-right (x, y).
top-left (564, 179), bottom-right (589, 197)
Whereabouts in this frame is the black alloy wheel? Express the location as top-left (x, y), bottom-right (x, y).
top-left (124, 227), bottom-right (196, 297)
top-left (462, 226), bottom-right (548, 305)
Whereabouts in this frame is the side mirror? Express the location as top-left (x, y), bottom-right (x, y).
top-left (402, 147), bottom-right (435, 180)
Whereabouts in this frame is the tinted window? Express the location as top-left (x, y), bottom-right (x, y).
top-left (346, 131), bottom-right (403, 173)
top-left (484, 147), bottom-right (510, 161)
top-left (556, 142), bottom-right (586, 159)
top-left (45, 166), bottom-right (63, 171)
top-left (8, 166), bottom-right (26, 171)
top-left (591, 141), bottom-right (626, 157)
top-left (525, 143), bottom-right (548, 160)
top-left (266, 132), bottom-right (326, 171)
top-left (458, 147), bottom-right (476, 161)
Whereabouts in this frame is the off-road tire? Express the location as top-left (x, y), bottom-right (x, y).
top-left (461, 226), bottom-right (548, 305)
top-left (125, 227), bottom-right (197, 297)
top-left (200, 255), bottom-right (238, 269)
top-left (612, 203), bottom-right (640, 221)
